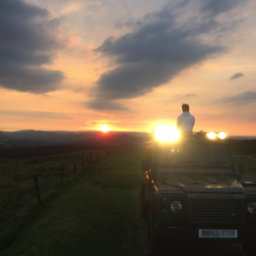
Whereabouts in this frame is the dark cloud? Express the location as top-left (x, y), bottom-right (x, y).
top-left (85, 0), bottom-right (252, 111)
top-left (230, 73), bottom-right (244, 80)
top-left (88, 8), bottom-right (226, 110)
top-left (201, 0), bottom-right (243, 17)
top-left (114, 18), bottom-right (142, 29)
top-left (86, 100), bottom-right (128, 111)
top-left (0, 110), bottom-right (73, 120)
top-left (217, 91), bottom-right (256, 105)
top-left (175, 0), bottom-right (190, 9)
top-left (0, 0), bottom-right (64, 93)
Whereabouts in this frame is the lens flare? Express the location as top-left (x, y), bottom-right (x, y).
top-left (154, 125), bottom-right (180, 142)
top-left (207, 132), bottom-right (217, 140)
top-left (218, 131), bottom-right (227, 139)
top-left (99, 125), bottom-right (111, 133)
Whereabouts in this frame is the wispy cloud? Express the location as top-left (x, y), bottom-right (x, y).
top-left (201, 0), bottom-right (244, 17)
top-left (216, 91), bottom-right (256, 105)
top-left (0, 111), bottom-right (73, 120)
top-left (86, 100), bottom-right (128, 111)
top-left (185, 94), bottom-right (197, 97)
top-left (230, 73), bottom-right (244, 80)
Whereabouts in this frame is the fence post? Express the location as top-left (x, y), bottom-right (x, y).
top-left (74, 162), bottom-right (76, 180)
top-left (96, 151), bottom-right (99, 162)
top-left (34, 176), bottom-right (41, 204)
top-left (90, 151), bottom-right (93, 164)
top-left (60, 168), bottom-right (63, 186)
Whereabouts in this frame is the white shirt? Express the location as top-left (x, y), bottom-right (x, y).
top-left (177, 112), bottom-right (195, 132)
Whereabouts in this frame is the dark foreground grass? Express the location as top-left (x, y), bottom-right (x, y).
top-left (0, 149), bottom-right (127, 252)
top-left (1, 186), bottom-right (147, 256)
top-left (0, 151), bottom-right (147, 256)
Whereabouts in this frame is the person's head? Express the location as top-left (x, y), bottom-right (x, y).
top-left (182, 103), bottom-right (189, 112)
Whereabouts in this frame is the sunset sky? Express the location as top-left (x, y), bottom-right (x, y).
top-left (0, 0), bottom-right (255, 135)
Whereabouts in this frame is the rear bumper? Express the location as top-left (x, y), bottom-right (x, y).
top-left (154, 224), bottom-right (256, 243)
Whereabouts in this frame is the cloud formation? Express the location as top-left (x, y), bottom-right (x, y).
top-left (87, 0), bottom-right (246, 111)
top-left (0, 110), bottom-right (73, 120)
top-left (0, 0), bottom-right (64, 93)
top-left (185, 94), bottom-right (197, 97)
top-left (230, 73), bottom-right (244, 80)
top-left (87, 99), bottom-right (128, 111)
top-left (217, 91), bottom-right (256, 105)
top-left (201, 0), bottom-right (243, 17)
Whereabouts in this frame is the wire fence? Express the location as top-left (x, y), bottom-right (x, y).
top-left (0, 145), bottom-right (145, 251)
top-left (0, 145), bottom-right (143, 213)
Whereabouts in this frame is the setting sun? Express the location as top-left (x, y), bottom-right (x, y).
top-left (99, 125), bottom-right (111, 133)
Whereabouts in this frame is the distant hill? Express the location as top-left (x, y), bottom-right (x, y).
top-left (0, 130), bottom-right (150, 159)
top-left (0, 130), bottom-right (150, 149)
top-left (228, 136), bottom-right (256, 140)
top-left (1, 130), bottom-right (255, 159)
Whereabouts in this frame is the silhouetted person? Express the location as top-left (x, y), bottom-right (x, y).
top-left (177, 104), bottom-right (195, 132)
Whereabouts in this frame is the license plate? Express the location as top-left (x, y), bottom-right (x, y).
top-left (199, 229), bottom-right (238, 238)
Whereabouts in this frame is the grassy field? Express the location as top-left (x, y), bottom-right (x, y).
top-left (0, 147), bottom-right (256, 256)
top-left (0, 149), bottom-right (147, 256)
top-left (233, 155), bottom-right (256, 175)
top-left (0, 150), bottom-right (99, 250)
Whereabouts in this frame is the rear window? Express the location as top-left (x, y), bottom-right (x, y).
top-left (156, 142), bottom-right (232, 167)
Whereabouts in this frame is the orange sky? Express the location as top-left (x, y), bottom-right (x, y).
top-left (1, 0), bottom-right (256, 135)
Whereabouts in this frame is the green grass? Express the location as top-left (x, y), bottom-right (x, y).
top-left (0, 150), bottom-right (147, 256)
top-left (0, 152), bottom-right (85, 249)
top-left (0, 149), bottom-right (112, 232)
top-left (233, 155), bottom-right (256, 175)
top-left (1, 186), bottom-right (146, 256)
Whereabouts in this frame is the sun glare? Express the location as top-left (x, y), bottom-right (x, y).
top-left (99, 125), bottom-right (111, 133)
top-left (154, 125), bottom-right (180, 142)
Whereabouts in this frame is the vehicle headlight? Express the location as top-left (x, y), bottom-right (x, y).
top-left (247, 202), bottom-right (256, 214)
top-left (207, 132), bottom-right (217, 140)
top-left (218, 131), bottom-right (227, 139)
top-left (170, 201), bottom-right (182, 212)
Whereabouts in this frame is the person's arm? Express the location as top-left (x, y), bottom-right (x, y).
top-left (192, 116), bottom-right (195, 130)
top-left (177, 117), bottom-right (181, 130)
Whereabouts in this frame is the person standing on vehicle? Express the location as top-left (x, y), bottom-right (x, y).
top-left (176, 104), bottom-right (195, 132)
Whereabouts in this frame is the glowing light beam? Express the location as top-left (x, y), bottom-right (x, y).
top-left (154, 125), bottom-right (180, 142)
